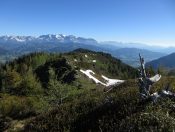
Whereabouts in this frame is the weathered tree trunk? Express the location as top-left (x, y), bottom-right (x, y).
top-left (138, 54), bottom-right (153, 99)
top-left (137, 54), bottom-right (175, 102)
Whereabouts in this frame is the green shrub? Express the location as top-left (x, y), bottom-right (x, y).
top-left (0, 94), bottom-right (46, 119)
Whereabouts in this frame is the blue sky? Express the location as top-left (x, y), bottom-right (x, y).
top-left (0, 0), bottom-right (174, 46)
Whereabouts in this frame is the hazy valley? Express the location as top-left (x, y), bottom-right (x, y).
top-left (0, 34), bottom-right (169, 67)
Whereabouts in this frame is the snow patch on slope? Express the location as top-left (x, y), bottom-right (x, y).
top-left (80, 69), bottom-right (125, 87)
top-left (92, 60), bottom-right (96, 63)
top-left (101, 75), bottom-right (125, 86)
top-left (80, 69), bottom-right (106, 86)
top-left (149, 74), bottom-right (161, 83)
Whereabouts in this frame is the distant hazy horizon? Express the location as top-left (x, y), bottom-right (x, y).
top-left (0, 33), bottom-right (174, 48)
top-left (0, 0), bottom-right (174, 46)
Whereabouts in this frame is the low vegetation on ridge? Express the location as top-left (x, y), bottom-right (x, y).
top-left (0, 49), bottom-right (175, 131)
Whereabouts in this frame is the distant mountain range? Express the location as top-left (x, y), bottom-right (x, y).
top-left (100, 41), bottom-right (175, 54)
top-left (0, 34), bottom-right (170, 66)
top-left (0, 35), bottom-right (97, 44)
top-left (0, 35), bottom-right (98, 50)
top-left (146, 53), bottom-right (175, 69)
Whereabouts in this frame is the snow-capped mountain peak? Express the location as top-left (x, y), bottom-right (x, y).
top-left (0, 34), bottom-right (98, 44)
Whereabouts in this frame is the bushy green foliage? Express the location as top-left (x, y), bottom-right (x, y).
top-left (0, 94), bottom-right (36, 119)
top-left (24, 78), bottom-right (175, 132)
top-left (35, 57), bottom-right (76, 88)
top-left (46, 68), bottom-right (76, 106)
top-left (24, 80), bottom-right (139, 131)
top-left (0, 52), bottom-right (77, 126)
top-left (4, 70), bottom-right (22, 90)
top-left (1, 50), bottom-right (175, 131)
top-left (17, 69), bottom-right (43, 96)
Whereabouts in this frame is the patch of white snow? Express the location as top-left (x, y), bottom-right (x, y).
top-left (92, 60), bottom-right (96, 63)
top-left (149, 74), bottom-right (161, 83)
top-left (80, 69), bottom-right (106, 86)
top-left (80, 69), bottom-right (125, 87)
top-left (101, 75), bottom-right (125, 86)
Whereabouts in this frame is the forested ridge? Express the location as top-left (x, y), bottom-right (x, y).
top-left (0, 49), bottom-right (175, 131)
top-left (0, 49), bottom-right (136, 131)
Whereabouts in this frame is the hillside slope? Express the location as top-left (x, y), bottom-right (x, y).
top-left (0, 49), bottom-right (137, 131)
top-left (25, 77), bottom-right (175, 132)
top-left (146, 52), bottom-right (175, 69)
top-left (1, 49), bottom-right (175, 131)
top-left (68, 48), bottom-right (137, 79)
